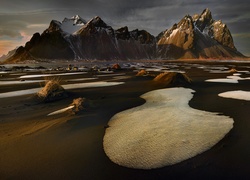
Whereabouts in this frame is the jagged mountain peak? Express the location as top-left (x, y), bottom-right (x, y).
top-left (177, 15), bottom-right (194, 30)
top-left (201, 8), bottom-right (212, 19)
top-left (44, 20), bottom-right (62, 33)
top-left (44, 15), bottom-right (86, 35)
top-left (63, 15), bottom-right (87, 26)
top-left (157, 8), bottom-right (242, 59)
top-left (194, 8), bottom-right (214, 31)
top-left (87, 16), bottom-right (108, 28)
top-left (75, 16), bottom-right (115, 37)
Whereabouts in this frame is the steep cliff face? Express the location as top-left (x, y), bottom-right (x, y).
top-left (70, 16), bottom-right (119, 60)
top-left (157, 15), bottom-right (196, 59)
top-left (194, 8), bottom-right (235, 50)
top-left (157, 8), bottom-right (243, 59)
top-left (70, 16), bottom-right (156, 60)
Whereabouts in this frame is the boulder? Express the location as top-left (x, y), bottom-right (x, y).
top-left (37, 80), bottom-right (68, 102)
top-left (153, 72), bottom-right (191, 86)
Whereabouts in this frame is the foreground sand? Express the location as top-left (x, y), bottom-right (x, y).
top-left (0, 61), bottom-right (250, 179)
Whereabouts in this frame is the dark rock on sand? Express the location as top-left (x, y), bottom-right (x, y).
top-left (111, 64), bottom-right (121, 70)
top-left (37, 80), bottom-right (68, 102)
top-left (153, 72), bottom-right (191, 86)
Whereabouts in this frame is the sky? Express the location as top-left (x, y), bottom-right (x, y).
top-left (0, 0), bottom-right (249, 57)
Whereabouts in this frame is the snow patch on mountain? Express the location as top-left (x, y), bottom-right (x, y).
top-left (61, 15), bottom-right (86, 34)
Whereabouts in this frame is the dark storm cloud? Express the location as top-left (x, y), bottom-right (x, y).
top-left (0, 0), bottom-right (249, 56)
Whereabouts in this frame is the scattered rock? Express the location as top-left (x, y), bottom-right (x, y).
top-left (111, 63), bottom-right (121, 70)
top-left (229, 68), bottom-right (237, 73)
top-left (69, 97), bottom-right (86, 114)
top-left (153, 72), bottom-right (191, 86)
top-left (37, 80), bottom-right (68, 102)
top-left (136, 69), bottom-right (147, 76)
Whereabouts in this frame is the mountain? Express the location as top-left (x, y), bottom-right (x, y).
top-left (3, 9), bottom-right (245, 63)
top-left (0, 48), bottom-right (18, 62)
top-left (61, 15), bottom-right (86, 34)
top-left (157, 8), bottom-right (244, 59)
top-left (4, 15), bottom-right (156, 63)
top-left (69, 17), bottom-right (156, 60)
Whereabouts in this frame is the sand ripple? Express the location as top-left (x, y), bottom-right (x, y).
top-left (103, 87), bottom-right (234, 169)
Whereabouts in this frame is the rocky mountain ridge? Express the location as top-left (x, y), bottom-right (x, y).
top-left (157, 8), bottom-right (243, 59)
top-left (3, 9), bottom-right (245, 63)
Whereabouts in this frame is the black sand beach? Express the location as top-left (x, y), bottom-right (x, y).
top-left (0, 61), bottom-right (250, 179)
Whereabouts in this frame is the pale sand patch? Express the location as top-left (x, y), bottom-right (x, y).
top-left (164, 70), bottom-right (186, 73)
top-left (237, 70), bottom-right (249, 73)
top-left (205, 75), bottom-right (250, 83)
top-left (10, 73), bottom-right (27, 76)
top-left (0, 81), bottom-right (124, 98)
top-left (62, 82), bottom-right (124, 89)
top-left (0, 88), bottom-right (41, 98)
top-left (103, 88), bottom-right (233, 169)
top-left (19, 72), bottom-right (87, 79)
top-left (0, 80), bottom-right (44, 86)
top-left (233, 73), bottom-right (242, 76)
top-left (96, 73), bottom-right (126, 77)
top-left (66, 78), bottom-right (97, 82)
top-left (205, 79), bottom-right (238, 83)
top-left (227, 76), bottom-right (250, 80)
top-left (112, 76), bottom-right (132, 80)
top-left (47, 105), bottom-right (75, 116)
top-left (144, 68), bottom-right (162, 72)
top-left (219, 90), bottom-right (250, 101)
top-left (209, 70), bottom-right (230, 73)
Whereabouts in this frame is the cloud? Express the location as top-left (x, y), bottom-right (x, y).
top-left (0, 40), bottom-right (20, 56)
top-left (232, 33), bottom-right (250, 38)
top-left (27, 24), bottom-right (48, 29)
top-left (0, 29), bottom-right (23, 39)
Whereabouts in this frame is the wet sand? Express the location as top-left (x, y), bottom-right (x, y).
top-left (0, 61), bottom-right (250, 179)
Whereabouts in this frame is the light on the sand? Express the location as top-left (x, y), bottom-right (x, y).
top-left (47, 105), bottom-right (75, 116)
top-left (19, 72), bottom-right (87, 79)
top-left (219, 90), bottom-right (250, 101)
top-left (205, 79), bottom-right (238, 83)
top-left (0, 81), bottom-right (124, 98)
top-left (0, 80), bottom-right (44, 86)
top-left (103, 88), bottom-right (233, 169)
top-left (205, 75), bottom-right (250, 83)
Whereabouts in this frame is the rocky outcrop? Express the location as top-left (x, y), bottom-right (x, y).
top-left (153, 72), bottom-right (192, 86)
top-left (37, 80), bottom-right (68, 102)
top-left (194, 9), bottom-right (235, 50)
top-left (157, 15), bottom-right (196, 59)
top-left (157, 8), bottom-right (243, 59)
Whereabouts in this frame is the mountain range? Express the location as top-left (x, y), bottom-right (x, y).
top-left (2, 8), bottom-right (245, 63)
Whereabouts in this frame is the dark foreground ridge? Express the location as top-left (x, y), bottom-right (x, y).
top-left (3, 8), bottom-right (245, 63)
